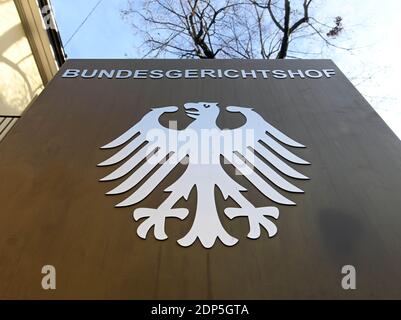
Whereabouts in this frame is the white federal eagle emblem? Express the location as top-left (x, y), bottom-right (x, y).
top-left (98, 102), bottom-right (309, 248)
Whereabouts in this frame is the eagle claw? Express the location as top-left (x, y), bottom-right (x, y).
top-left (134, 208), bottom-right (189, 240)
top-left (225, 206), bottom-right (279, 239)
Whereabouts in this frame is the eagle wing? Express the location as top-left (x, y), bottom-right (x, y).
top-left (98, 106), bottom-right (187, 207)
top-left (222, 106), bottom-right (310, 206)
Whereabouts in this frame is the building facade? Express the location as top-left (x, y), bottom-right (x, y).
top-left (0, 0), bottom-right (64, 141)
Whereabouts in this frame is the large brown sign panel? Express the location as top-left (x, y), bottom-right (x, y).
top-left (0, 59), bottom-right (401, 299)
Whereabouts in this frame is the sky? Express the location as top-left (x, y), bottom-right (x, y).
top-left (51, 0), bottom-right (401, 139)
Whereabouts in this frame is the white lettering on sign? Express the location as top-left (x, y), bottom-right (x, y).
top-left (62, 68), bottom-right (336, 80)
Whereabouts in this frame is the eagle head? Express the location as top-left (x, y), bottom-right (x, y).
top-left (184, 102), bottom-right (219, 120)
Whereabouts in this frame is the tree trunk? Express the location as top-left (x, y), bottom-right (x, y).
top-left (276, 0), bottom-right (291, 59)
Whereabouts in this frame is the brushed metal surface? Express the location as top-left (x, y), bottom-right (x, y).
top-left (0, 59), bottom-right (401, 299)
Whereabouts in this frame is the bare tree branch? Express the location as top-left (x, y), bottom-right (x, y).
top-left (122, 0), bottom-right (349, 60)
